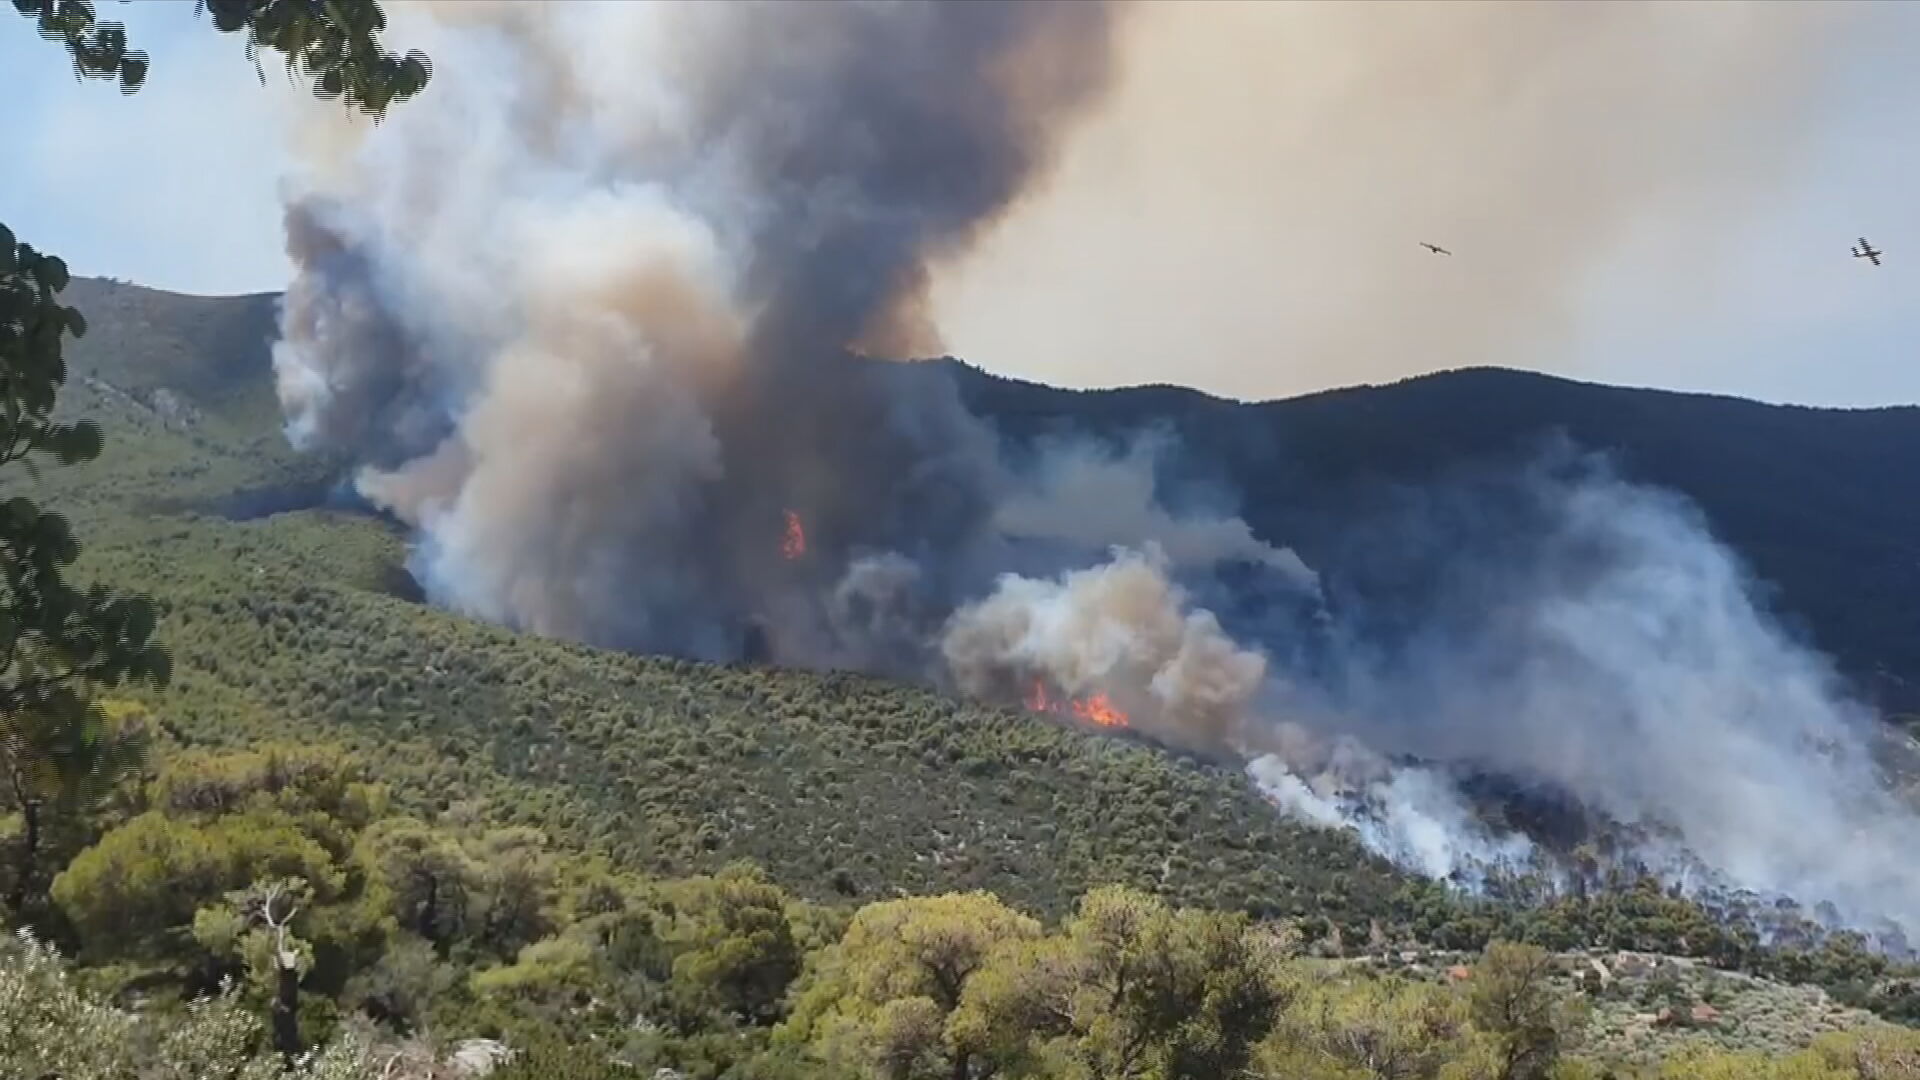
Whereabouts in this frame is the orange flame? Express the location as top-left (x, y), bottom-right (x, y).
top-left (1025, 679), bottom-right (1053, 713)
top-left (1024, 679), bottom-right (1129, 729)
top-left (1071, 693), bottom-right (1128, 728)
top-left (781, 510), bottom-right (806, 561)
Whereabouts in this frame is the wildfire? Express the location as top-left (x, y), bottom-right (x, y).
top-left (1071, 693), bottom-right (1128, 728)
top-left (1025, 679), bottom-right (1054, 713)
top-left (1024, 679), bottom-right (1129, 729)
top-left (781, 509), bottom-right (806, 561)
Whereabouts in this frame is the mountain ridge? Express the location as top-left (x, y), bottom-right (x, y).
top-left (949, 355), bottom-right (1920, 415)
top-left (55, 276), bottom-right (1920, 712)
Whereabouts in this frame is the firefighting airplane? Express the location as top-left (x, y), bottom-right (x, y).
top-left (1420, 242), bottom-right (1452, 256)
top-left (1852, 237), bottom-right (1884, 266)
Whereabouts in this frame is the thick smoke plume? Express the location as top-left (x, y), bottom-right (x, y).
top-left (271, 2), bottom-right (1920, 946)
top-left (274, 0), bottom-right (1130, 659)
top-left (991, 435), bottom-right (1318, 589)
top-left (943, 546), bottom-right (1270, 756)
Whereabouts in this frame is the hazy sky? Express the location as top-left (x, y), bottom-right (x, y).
top-left (3, 1), bottom-right (1916, 407)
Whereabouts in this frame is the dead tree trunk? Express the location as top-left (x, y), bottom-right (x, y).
top-left (6, 796), bottom-right (39, 915)
top-left (259, 885), bottom-right (304, 1063)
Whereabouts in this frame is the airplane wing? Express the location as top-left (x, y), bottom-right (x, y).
top-left (1869, 252), bottom-right (1882, 266)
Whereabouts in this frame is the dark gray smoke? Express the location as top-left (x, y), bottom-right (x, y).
top-left (274, 0), bottom-right (1132, 659)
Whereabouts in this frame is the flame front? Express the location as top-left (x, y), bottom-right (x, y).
top-left (781, 510), bottom-right (806, 561)
top-left (1070, 692), bottom-right (1127, 728)
top-left (1024, 679), bottom-right (1128, 729)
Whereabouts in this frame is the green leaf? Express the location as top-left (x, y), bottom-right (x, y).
top-left (121, 597), bottom-right (157, 648)
top-left (209, 3), bottom-right (247, 34)
top-left (119, 50), bottom-right (147, 92)
top-left (139, 644), bottom-right (173, 687)
top-left (44, 419), bottom-right (104, 465)
top-left (39, 253), bottom-right (69, 293)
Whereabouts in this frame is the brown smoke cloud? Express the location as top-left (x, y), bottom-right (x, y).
top-left (942, 547), bottom-right (1270, 756)
top-left (272, 0), bottom-right (1128, 659)
top-left (929, 1), bottom-right (1862, 401)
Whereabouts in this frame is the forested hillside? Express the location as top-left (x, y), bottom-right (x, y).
top-left (8, 276), bottom-right (1920, 1077)
top-left (39, 285), bottom-right (1427, 927)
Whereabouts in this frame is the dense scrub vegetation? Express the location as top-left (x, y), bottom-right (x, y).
top-left (0, 275), bottom-right (1910, 1076)
top-left (3, 741), bottom-right (1916, 1079)
top-left (9, 2), bottom-right (1920, 1070)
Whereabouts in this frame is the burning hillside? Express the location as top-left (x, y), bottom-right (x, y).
top-left (270, 0), bottom-right (1920, 947)
top-left (1025, 681), bottom-right (1129, 730)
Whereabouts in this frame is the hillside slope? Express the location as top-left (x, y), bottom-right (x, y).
top-left (33, 277), bottom-right (1920, 921)
top-left (34, 279), bottom-right (1431, 929)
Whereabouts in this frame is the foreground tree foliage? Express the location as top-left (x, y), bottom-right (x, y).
top-left (1259, 971), bottom-right (1476, 1080)
top-left (947, 886), bottom-right (1290, 1080)
top-left (0, 213), bottom-right (171, 922)
top-left (781, 891), bottom-right (1042, 1079)
top-left (10, 743), bottom-right (1919, 1079)
top-left (1467, 942), bottom-right (1588, 1080)
top-left (12, 0), bottom-right (429, 112)
top-left (2, 0), bottom-right (428, 934)
top-left (0, 929), bottom-right (371, 1080)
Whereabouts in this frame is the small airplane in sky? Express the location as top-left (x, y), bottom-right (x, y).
top-left (1852, 237), bottom-right (1883, 266)
top-left (1420, 242), bottom-right (1452, 256)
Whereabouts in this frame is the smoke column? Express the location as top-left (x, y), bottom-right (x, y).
top-left (268, 1), bottom-right (1920, 944)
top-left (942, 545), bottom-right (1272, 757)
top-left (272, 0), bottom-right (1131, 659)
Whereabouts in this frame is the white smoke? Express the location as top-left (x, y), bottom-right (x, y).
top-left (992, 434), bottom-right (1319, 589)
top-left (822, 553), bottom-right (932, 676)
top-left (1249, 756), bottom-right (1537, 883)
top-left (1240, 461), bottom-right (1920, 938)
top-left (941, 546), bottom-right (1269, 755)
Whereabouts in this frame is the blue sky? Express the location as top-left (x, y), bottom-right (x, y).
top-left (0, 2), bottom-right (298, 296)
top-left (1561, 7), bottom-right (1920, 409)
top-left (3, 1), bottom-right (1916, 408)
